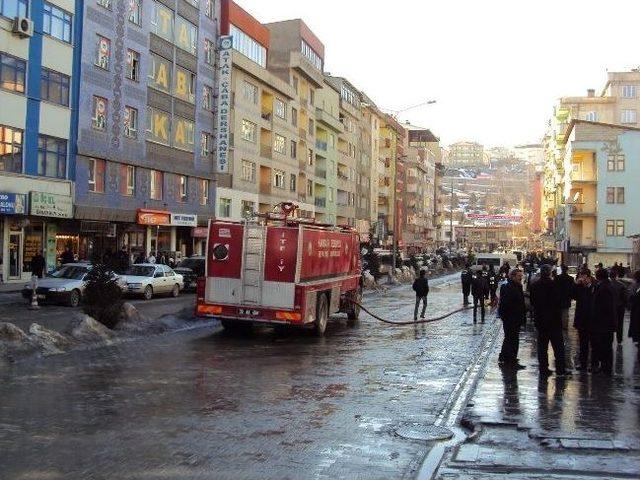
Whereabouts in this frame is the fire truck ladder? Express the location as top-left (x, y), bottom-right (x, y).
top-left (241, 223), bottom-right (265, 305)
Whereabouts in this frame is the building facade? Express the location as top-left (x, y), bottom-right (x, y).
top-left (447, 141), bottom-right (485, 168)
top-left (1, 0), bottom-right (79, 281)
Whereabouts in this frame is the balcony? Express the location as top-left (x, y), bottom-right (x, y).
top-left (570, 204), bottom-right (596, 216)
top-left (571, 173), bottom-right (597, 184)
top-left (315, 108), bottom-right (344, 132)
top-left (315, 167), bottom-right (327, 179)
top-left (315, 197), bottom-right (326, 208)
top-left (315, 140), bottom-right (328, 151)
top-left (260, 144), bottom-right (272, 159)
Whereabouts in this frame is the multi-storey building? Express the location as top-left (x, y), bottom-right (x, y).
top-left (556, 120), bottom-right (640, 267)
top-left (73, 0), bottom-right (220, 261)
top-left (360, 95), bottom-right (384, 241)
top-left (447, 141), bottom-right (486, 168)
top-left (377, 115), bottom-right (405, 247)
top-left (1, 0), bottom-right (80, 281)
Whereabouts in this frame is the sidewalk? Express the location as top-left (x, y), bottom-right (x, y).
top-left (437, 317), bottom-right (640, 479)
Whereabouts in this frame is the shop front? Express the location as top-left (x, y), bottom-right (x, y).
top-left (136, 209), bottom-right (198, 263)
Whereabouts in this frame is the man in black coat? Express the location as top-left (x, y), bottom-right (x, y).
top-left (412, 269), bottom-right (430, 321)
top-left (609, 268), bottom-right (628, 345)
top-left (590, 268), bottom-right (616, 374)
top-left (555, 264), bottom-right (574, 331)
top-left (530, 265), bottom-right (567, 376)
top-left (30, 250), bottom-right (46, 278)
top-left (497, 269), bottom-right (526, 369)
top-left (572, 269), bottom-right (594, 370)
top-left (471, 269), bottom-right (489, 323)
top-left (460, 264), bottom-right (473, 306)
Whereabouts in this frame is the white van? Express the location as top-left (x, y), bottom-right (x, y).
top-left (475, 253), bottom-right (518, 269)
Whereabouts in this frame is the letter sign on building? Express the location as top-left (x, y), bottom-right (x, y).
top-left (216, 36), bottom-right (232, 173)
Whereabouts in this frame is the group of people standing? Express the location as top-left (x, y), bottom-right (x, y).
top-left (467, 260), bottom-right (640, 376)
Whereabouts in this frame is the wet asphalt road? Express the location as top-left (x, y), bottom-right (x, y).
top-left (0, 274), bottom-right (498, 480)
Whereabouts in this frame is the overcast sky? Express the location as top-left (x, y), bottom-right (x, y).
top-left (235, 0), bottom-right (640, 148)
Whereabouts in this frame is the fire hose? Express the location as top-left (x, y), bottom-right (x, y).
top-left (347, 299), bottom-right (473, 325)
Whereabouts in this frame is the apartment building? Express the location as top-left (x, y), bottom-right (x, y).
top-left (447, 141), bottom-right (486, 168)
top-left (377, 115), bottom-right (405, 248)
top-left (72, 0), bottom-right (220, 260)
top-left (360, 95), bottom-right (385, 241)
top-left (557, 120), bottom-right (640, 266)
top-left (1, 0), bottom-right (79, 281)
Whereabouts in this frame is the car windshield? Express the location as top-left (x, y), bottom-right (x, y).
top-left (177, 259), bottom-right (202, 269)
top-left (126, 266), bottom-right (155, 277)
top-left (50, 266), bottom-right (88, 280)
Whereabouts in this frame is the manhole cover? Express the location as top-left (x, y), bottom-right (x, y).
top-left (395, 424), bottom-right (454, 441)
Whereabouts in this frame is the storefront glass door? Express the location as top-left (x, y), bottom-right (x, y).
top-left (9, 232), bottom-right (22, 279)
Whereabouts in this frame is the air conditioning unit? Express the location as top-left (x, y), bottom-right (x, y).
top-left (13, 17), bottom-right (34, 38)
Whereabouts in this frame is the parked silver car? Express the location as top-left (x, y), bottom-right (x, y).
top-left (121, 263), bottom-right (184, 300)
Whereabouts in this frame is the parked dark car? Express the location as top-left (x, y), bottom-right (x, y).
top-left (173, 256), bottom-right (205, 291)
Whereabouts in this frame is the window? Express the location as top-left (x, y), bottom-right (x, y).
top-left (177, 175), bottom-right (187, 202)
top-left (274, 169), bottom-right (285, 189)
top-left (173, 116), bottom-right (195, 151)
top-left (585, 111), bottom-right (597, 122)
top-left (616, 220), bottom-right (625, 236)
top-left (95, 35), bottom-right (111, 70)
top-left (606, 220), bottom-right (614, 236)
top-left (174, 65), bottom-right (196, 103)
top-left (308, 118), bottom-right (314, 134)
top-left (606, 187), bottom-right (615, 204)
top-left (230, 24), bottom-right (266, 67)
top-left (41, 68), bottom-right (70, 106)
top-left (241, 160), bottom-right (256, 182)
top-left (199, 178), bottom-right (209, 205)
top-left (184, 0), bottom-right (198, 6)
top-left (621, 85), bottom-right (636, 99)
top-left (621, 109), bottom-right (637, 124)
top-left (146, 106), bottom-right (170, 145)
top-left (307, 148), bottom-right (313, 166)
top-left (126, 49), bottom-right (140, 81)
top-left (124, 106), bottom-right (138, 138)
top-left (341, 84), bottom-right (359, 107)
top-left (43, 2), bottom-right (72, 43)
top-left (301, 40), bottom-right (322, 70)
top-left (97, 0), bottom-right (111, 10)
top-left (88, 158), bottom-right (105, 192)
top-left (0, 125), bottom-right (23, 173)
top-left (150, 170), bottom-right (163, 200)
top-left (274, 98), bottom-right (286, 119)
top-left (218, 197), bottom-right (231, 217)
top-left (200, 132), bottom-right (212, 156)
top-left (1, 0), bottom-right (28, 17)
top-left (175, 16), bottom-right (198, 55)
top-left (120, 165), bottom-right (135, 196)
top-left (328, 187), bottom-right (334, 202)
top-left (292, 76), bottom-right (298, 93)
top-left (148, 53), bottom-right (172, 93)
top-left (617, 187), bottom-right (625, 203)
top-left (608, 153), bottom-right (625, 171)
top-left (242, 81), bottom-right (258, 104)
top-left (290, 140), bottom-right (297, 159)
top-left (606, 219), bottom-right (625, 236)
top-left (151, 1), bottom-right (173, 41)
top-left (204, 39), bottom-right (214, 66)
top-left (1, 52), bottom-right (26, 94)
top-left (241, 119), bottom-right (257, 142)
top-left (329, 133), bottom-right (335, 148)
top-left (128, 0), bottom-right (141, 25)
top-left (289, 173), bottom-right (297, 192)
top-left (291, 107), bottom-right (298, 127)
top-left (92, 96), bottom-right (108, 131)
top-left (273, 134), bottom-right (286, 154)
top-left (204, 0), bottom-right (213, 18)
top-left (307, 179), bottom-right (313, 196)
top-left (202, 85), bottom-right (213, 110)
top-left (241, 200), bottom-right (254, 218)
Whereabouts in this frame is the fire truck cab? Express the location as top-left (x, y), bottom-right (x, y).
top-left (196, 204), bottom-right (362, 335)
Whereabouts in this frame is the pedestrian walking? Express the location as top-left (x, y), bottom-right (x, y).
top-left (30, 250), bottom-right (46, 278)
top-left (555, 264), bottom-right (574, 331)
top-left (117, 246), bottom-right (130, 273)
top-left (628, 270), bottom-right (640, 360)
top-left (460, 264), bottom-right (473, 305)
top-left (147, 252), bottom-right (156, 264)
top-left (471, 269), bottom-right (489, 324)
top-left (488, 264), bottom-right (499, 307)
top-left (530, 265), bottom-right (568, 376)
top-left (572, 269), bottom-right (594, 370)
top-left (412, 269), bottom-right (429, 321)
top-left (498, 269), bottom-right (526, 369)
top-left (590, 268), bottom-right (616, 375)
top-left (609, 268), bottom-right (628, 346)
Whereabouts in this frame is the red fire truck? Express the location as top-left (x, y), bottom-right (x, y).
top-left (196, 203), bottom-right (362, 334)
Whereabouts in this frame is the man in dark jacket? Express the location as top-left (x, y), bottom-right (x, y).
top-left (590, 268), bottom-right (616, 374)
top-left (412, 269), bottom-right (430, 321)
top-left (30, 250), bottom-right (46, 278)
top-left (498, 269), bottom-right (526, 369)
top-left (572, 269), bottom-right (594, 370)
top-left (61, 246), bottom-right (74, 265)
top-left (471, 269), bottom-right (489, 323)
top-left (555, 264), bottom-right (574, 330)
top-left (628, 270), bottom-right (640, 361)
top-left (530, 265), bottom-right (567, 376)
top-left (460, 264), bottom-right (473, 305)
top-left (609, 268), bottom-right (628, 345)
top-left (488, 265), bottom-right (499, 307)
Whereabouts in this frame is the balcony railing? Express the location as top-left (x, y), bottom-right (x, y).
top-left (315, 140), bottom-right (327, 151)
top-left (570, 204), bottom-right (597, 216)
top-left (260, 144), bottom-right (272, 159)
top-left (315, 197), bottom-right (326, 208)
top-left (314, 167), bottom-right (326, 179)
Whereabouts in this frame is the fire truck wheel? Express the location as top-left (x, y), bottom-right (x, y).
top-left (315, 293), bottom-right (329, 336)
top-left (347, 287), bottom-right (362, 326)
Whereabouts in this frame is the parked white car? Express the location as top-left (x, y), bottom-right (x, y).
top-left (21, 263), bottom-right (126, 307)
top-left (121, 263), bottom-right (184, 300)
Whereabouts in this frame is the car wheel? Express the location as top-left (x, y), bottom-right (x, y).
top-left (315, 293), bottom-right (329, 336)
top-left (347, 287), bottom-right (362, 326)
top-left (171, 284), bottom-right (180, 297)
top-left (143, 285), bottom-right (153, 300)
top-left (68, 289), bottom-right (81, 308)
